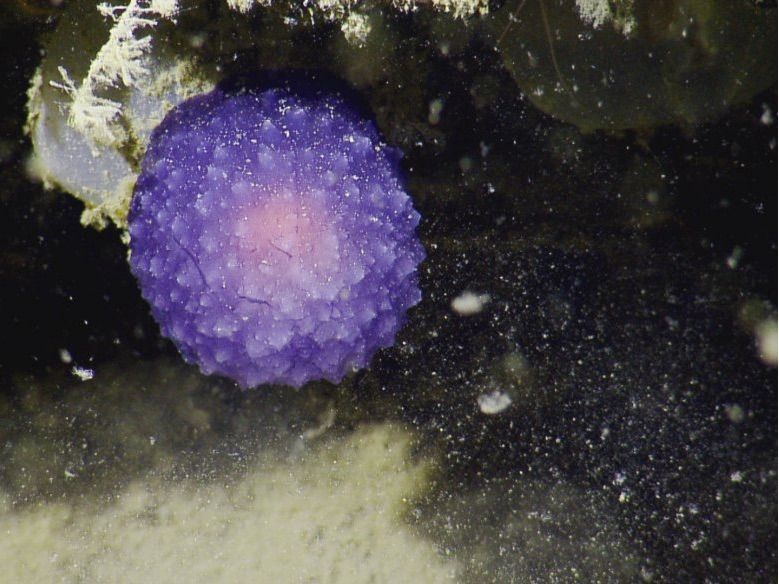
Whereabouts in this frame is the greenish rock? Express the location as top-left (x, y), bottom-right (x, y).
top-left (488, 0), bottom-right (777, 131)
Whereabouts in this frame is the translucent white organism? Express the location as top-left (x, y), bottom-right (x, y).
top-left (27, 0), bottom-right (213, 228)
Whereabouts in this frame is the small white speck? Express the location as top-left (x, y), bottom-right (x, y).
top-left (477, 390), bottom-right (512, 414)
top-left (59, 348), bottom-right (72, 364)
top-left (428, 98), bottom-right (444, 125)
top-left (72, 366), bottom-right (94, 381)
top-left (726, 246), bottom-right (743, 269)
top-left (761, 104), bottom-right (774, 126)
top-left (730, 471), bottom-right (744, 483)
top-left (724, 404), bottom-right (745, 424)
top-left (451, 291), bottom-right (490, 316)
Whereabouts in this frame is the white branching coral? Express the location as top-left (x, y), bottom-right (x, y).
top-left (575, 0), bottom-right (636, 35)
top-left (341, 11), bottom-right (372, 46)
top-left (50, 0), bottom-right (178, 149)
top-left (226, 0), bottom-right (272, 12)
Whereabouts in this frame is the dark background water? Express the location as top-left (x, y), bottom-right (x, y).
top-left (0, 2), bottom-right (776, 582)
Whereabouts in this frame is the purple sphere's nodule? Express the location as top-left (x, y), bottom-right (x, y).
top-left (128, 75), bottom-right (425, 388)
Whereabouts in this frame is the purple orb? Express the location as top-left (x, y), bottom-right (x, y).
top-left (128, 75), bottom-right (425, 388)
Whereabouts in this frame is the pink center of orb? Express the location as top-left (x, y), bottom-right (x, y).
top-left (232, 195), bottom-right (344, 300)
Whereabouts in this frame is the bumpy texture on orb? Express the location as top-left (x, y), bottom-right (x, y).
top-left (128, 75), bottom-right (425, 388)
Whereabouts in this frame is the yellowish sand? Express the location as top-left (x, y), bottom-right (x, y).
top-left (0, 424), bottom-right (460, 583)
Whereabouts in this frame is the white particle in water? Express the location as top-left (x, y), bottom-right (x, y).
top-left (451, 291), bottom-right (491, 316)
top-left (477, 389), bottom-right (512, 414)
top-left (72, 366), bottom-right (94, 381)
